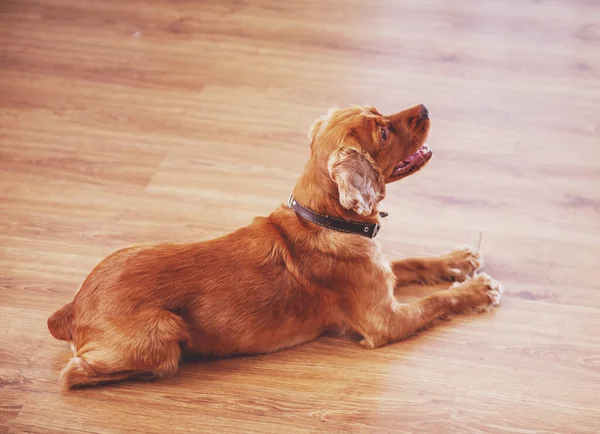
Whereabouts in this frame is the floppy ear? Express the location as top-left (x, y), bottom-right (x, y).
top-left (327, 146), bottom-right (386, 216)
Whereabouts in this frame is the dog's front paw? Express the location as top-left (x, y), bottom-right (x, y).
top-left (449, 272), bottom-right (504, 314)
top-left (437, 246), bottom-right (483, 283)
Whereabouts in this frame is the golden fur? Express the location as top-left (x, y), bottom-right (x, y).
top-left (48, 104), bottom-right (503, 389)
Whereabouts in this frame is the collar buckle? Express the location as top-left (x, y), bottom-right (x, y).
top-left (371, 223), bottom-right (381, 238)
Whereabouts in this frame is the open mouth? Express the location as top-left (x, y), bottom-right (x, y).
top-left (391, 144), bottom-right (433, 179)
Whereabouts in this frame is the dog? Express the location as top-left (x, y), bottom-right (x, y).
top-left (48, 104), bottom-right (503, 390)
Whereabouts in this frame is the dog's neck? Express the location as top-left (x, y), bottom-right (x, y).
top-left (291, 159), bottom-right (381, 225)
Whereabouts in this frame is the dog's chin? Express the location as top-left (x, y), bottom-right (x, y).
top-left (387, 144), bottom-right (433, 183)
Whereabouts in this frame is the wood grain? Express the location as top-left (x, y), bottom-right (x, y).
top-left (1, 0), bottom-right (600, 432)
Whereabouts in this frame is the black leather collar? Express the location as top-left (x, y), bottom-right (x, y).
top-left (288, 195), bottom-right (384, 238)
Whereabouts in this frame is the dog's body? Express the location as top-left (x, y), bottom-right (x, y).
top-left (48, 105), bottom-right (503, 389)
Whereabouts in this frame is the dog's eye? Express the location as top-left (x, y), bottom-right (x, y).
top-left (380, 127), bottom-right (388, 142)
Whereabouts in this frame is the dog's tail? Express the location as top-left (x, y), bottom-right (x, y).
top-left (48, 302), bottom-right (75, 341)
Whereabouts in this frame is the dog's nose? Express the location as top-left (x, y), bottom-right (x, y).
top-left (420, 104), bottom-right (429, 119)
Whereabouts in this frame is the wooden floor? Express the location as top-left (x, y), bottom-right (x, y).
top-left (1, 0), bottom-right (600, 432)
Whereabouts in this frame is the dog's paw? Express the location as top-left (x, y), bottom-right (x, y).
top-left (438, 246), bottom-right (483, 283)
top-left (449, 272), bottom-right (504, 314)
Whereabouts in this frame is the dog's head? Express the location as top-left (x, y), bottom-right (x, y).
top-left (306, 105), bottom-right (431, 217)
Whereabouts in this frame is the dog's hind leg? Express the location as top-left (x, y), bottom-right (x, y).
top-left (60, 310), bottom-right (189, 390)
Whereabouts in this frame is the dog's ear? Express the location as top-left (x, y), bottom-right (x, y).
top-left (327, 146), bottom-right (385, 216)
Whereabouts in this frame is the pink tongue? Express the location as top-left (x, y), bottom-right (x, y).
top-left (394, 144), bottom-right (432, 175)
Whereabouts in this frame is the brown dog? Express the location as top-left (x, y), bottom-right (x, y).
top-left (48, 104), bottom-right (503, 390)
